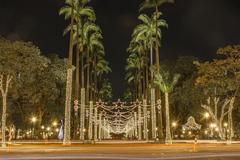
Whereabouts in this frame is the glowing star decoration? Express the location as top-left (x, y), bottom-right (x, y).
top-left (182, 116), bottom-right (201, 131)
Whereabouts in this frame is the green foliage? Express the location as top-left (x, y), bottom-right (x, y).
top-left (99, 79), bottom-right (112, 103)
top-left (196, 45), bottom-right (240, 96)
top-left (168, 57), bottom-right (203, 121)
top-left (59, 0), bottom-right (96, 22)
top-left (139, 0), bottom-right (175, 11)
top-left (96, 57), bottom-right (111, 76)
top-left (0, 38), bottom-right (67, 129)
top-left (154, 71), bottom-right (180, 93)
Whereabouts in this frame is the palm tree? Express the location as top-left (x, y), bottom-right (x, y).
top-left (154, 72), bottom-right (180, 143)
top-left (128, 41), bottom-right (148, 98)
top-left (133, 11), bottom-right (168, 140)
top-left (62, 1), bottom-right (96, 102)
top-left (59, 0), bottom-right (75, 145)
top-left (125, 53), bottom-right (145, 99)
top-left (140, 0), bottom-right (174, 73)
top-left (132, 13), bottom-right (167, 86)
top-left (85, 26), bottom-right (103, 102)
top-left (95, 55), bottom-right (111, 100)
top-left (98, 79), bottom-right (112, 102)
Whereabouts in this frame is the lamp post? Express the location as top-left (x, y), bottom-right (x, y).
top-left (46, 127), bottom-right (51, 139)
top-left (224, 122), bottom-right (228, 140)
top-left (31, 117), bottom-right (37, 139)
top-left (52, 121), bottom-right (58, 127)
top-left (41, 125), bottom-right (45, 139)
top-left (172, 122), bottom-right (177, 140)
top-left (204, 113), bottom-right (209, 139)
top-left (204, 112), bottom-right (209, 119)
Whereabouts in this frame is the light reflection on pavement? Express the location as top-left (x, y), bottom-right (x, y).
top-left (1, 143), bottom-right (240, 160)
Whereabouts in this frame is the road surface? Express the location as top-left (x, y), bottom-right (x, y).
top-left (1, 143), bottom-right (240, 159)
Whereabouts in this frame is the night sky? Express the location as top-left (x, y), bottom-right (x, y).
top-left (0, 0), bottom-right (240, 99)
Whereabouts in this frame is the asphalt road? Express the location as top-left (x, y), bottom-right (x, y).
top-left (1, 143), bottom-right (240, 160)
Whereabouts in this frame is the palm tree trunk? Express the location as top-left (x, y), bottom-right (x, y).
top-left (90, 62), bottom-right (93, 101)
top-left (86, 48), bottom-right (90, 104)
top-left (165, 92), bottom-right (172, 144)
top-left (94, 55), bottom-right (97, 102)
top-left (74, 24), bottom-right (80, 140)
top-left (63, 4), bottom-right (74, 145)
top-left (150, 45), bottom-right (153, 87)
top-left (75, 14), bottom-right (80, 101)
top-left (143, 69), bottom-right (146, 99)
top-left (145, 49), bottom-right (149, 97)
top-left (81, 46), bottom-right (84, 89)
top-left (155, 6), bottom-right (160, 73)
top-left (138, 72), bottom-right (142, 100)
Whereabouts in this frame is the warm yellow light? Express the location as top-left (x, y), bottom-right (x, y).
top-left (172, 122), bottom-right (177, 127)
top-left (188, 131), bottom-right (192, 135)
top-left (56, 128), bottom-right (59, 132)
top-left (215, 128), bottom-right (219, 132)
top-left (83, 128), bottom-right (86, 132)
top-left (210, 123), bottom-right (216, 128)
top-left (204, 112), bottom-right (209, 118)
top-left (52, 121), bottom-right (57, 127)
top-left (155, 127), bottom-right (158, 131)
top-left (224, 122), bottom-right (228, 127)
top-left (47, 127), bottom-right (51, 131)
top-left (31, 117), bottom-right (37, 123)
top-left (41, 126), bottom-right (45, 129)
top-left (204, 130), bottom-right (208, 135)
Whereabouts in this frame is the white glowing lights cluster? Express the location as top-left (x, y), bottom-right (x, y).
top-left (182, 116), bottom-right (201, 131)
top-left (72, 89), bottom-right (162, 142)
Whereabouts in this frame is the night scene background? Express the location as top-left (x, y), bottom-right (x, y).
top-left (0, 0), bottom-right (240, 99)
top-left (2, 1), bottom-right (240, 159)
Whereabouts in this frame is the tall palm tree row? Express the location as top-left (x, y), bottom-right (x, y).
top-left (126, 0), bottom-right (175, 141)
top-left (126, 11), bottom-right (168, 100)
top-left (125, 52), bottom-right (145, 100)
top-left (59, 0), bottom-right (111, 140)
top-left (140, 0), bottom-right (174, 73)
top-left (60, 0), bottom-right (111, 104)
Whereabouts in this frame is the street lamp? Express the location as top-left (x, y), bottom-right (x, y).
top-left (172, 122), bottom-right (177, 139)
top-left (41, 125), bottom-right (45, 139)
top-left (204, 113), bottom-right (210, 139)
top-left (224, 122), bottom-right (228, 140)
top-left (31, 117), bottom-right (37, 139)
top-left (224, 122), bottom-right (228, 127)
top-left (172, 122), bottom-right (177, 128)
top-left (204, 112), bottom-right (209, 119)
top-left (204, 130), bottom-right (208, 135)
top-left (52, 121), bottom-right (58, 127)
